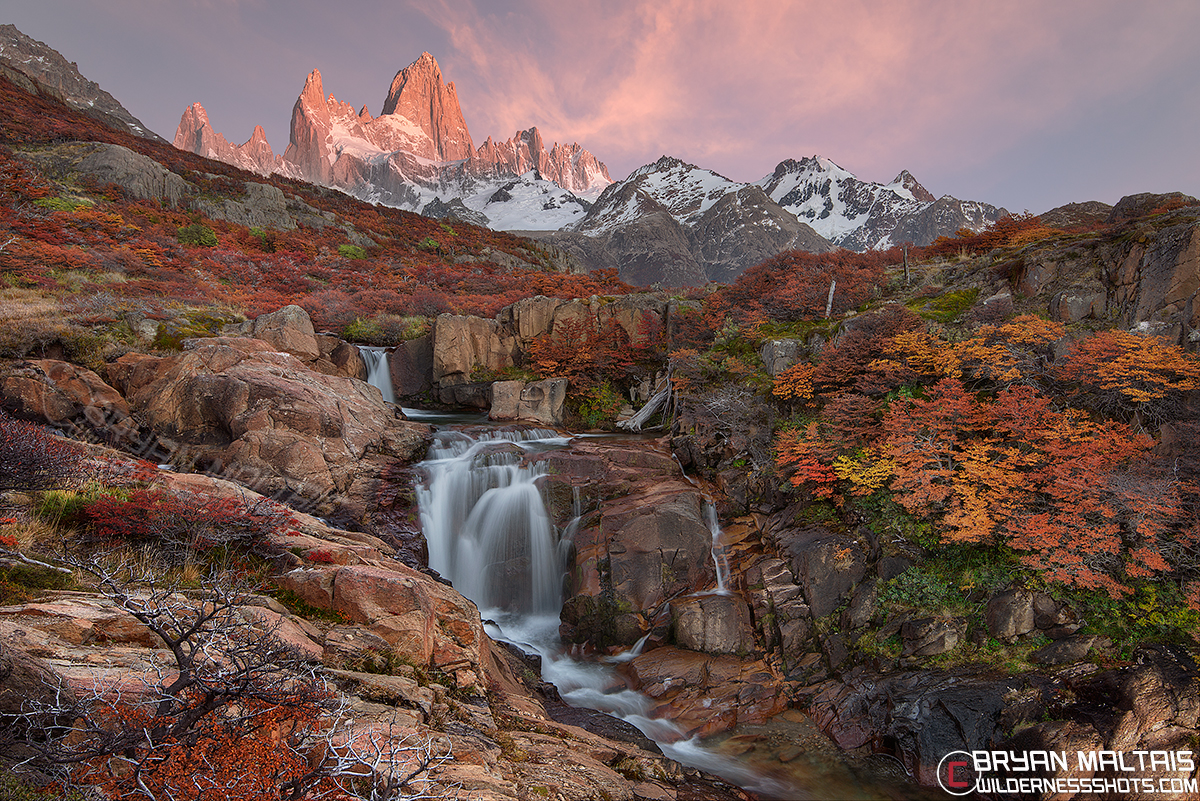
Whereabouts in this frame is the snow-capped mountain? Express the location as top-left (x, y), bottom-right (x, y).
top-left (573, 154), bottom-right (1006, 252)
top-left (173, 52), bottom-right (1007, 286)
top-left (173, 53), bottom-right (611, 231)
top-left (756, 156), bottom-right (1005, 250)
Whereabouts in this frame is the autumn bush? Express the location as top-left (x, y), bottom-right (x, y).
top-left (75, 487), bottom-right (295, 563)
top-left (0, 411), bottom-right (90, 493)
top-left (773, 319), bottom-right (1200, 606)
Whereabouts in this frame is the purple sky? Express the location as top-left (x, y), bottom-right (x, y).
top-left (7, 1), bottom-right (1199, 214)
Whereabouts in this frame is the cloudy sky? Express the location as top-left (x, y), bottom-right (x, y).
top-left (7, 0), bottom-right (1199, 214)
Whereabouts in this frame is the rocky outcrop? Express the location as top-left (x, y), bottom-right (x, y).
top-left (193, 180), bottom-right (296, 230)
top-left (106, 336), bottom-right (427, 515)
top-left (279, 562), bottom-right (491, 689)
top-left (224, 305), bottom-right (365, 378)
top-left (1107, 192), bottom-right (1200, 224)
top-left (548, 440), bottom-right (716, 648)
top-left (0, 359), bottom-right (136, 441)
top-left (808, 646), bottom-right (1200, 792)
top-left (430, 314), bottom-right (517, 386)
top-left (0, 478), bottom-right (716, 801)
top-left (391, 294), bottom-right (671, 415)
top-left (1039, 200), bottom-right (1113, 229)
top-left (1011, 205), bottom-right (1200, 343)
top-left (19, 142), bottom-right (188, 207)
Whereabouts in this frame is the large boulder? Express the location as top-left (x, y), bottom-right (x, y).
top-left (0, 359), bottom-right (135, 440)
top-left (430, 314), bottom-right (516, 385)
top-left (277, 563), bottom-right (491, 690)
top-left (224, 304), bottom-right (320, 361)
top-left (488, 379), bottom-right (567, 426)
top-left (985, 588), bottom-right (1036, 643)
top-left (108, 336), bottom-right (427, 515)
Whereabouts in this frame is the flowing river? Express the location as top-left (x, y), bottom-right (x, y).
top-left (410, 421), bottom-right (794, 797)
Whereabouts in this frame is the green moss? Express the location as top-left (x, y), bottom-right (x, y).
top-left (907, 287), bottom-right (980, 323)
top-left (268, 586), bottom-right (349, 624)
top-left (337, 243), bottom-right (367, 259)
top-left (33, 196), bottom-right (86, 212)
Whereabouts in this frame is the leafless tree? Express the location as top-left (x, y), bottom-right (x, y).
top-left (11, 554), bottom-right (457, 800)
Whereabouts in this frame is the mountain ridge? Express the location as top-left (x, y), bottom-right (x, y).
top-left (0, 23), bottom-right (164, 143)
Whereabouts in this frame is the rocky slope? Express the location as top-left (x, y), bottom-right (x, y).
top-left (0, 24), bottom-right (163, 143)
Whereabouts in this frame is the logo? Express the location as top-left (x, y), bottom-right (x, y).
top-left (937, 751), bottom-right (977, 796)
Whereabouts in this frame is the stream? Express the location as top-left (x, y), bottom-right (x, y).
top-left (410, 420), bottom-right (794, 797)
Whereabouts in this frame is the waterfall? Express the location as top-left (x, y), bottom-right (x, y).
top-left (416, 429), bottom-right (567, 615)
top-left (360, 346), bottom-right (396, 405)
top-left (703, 502), bottom-right (732, 596)
top-left (414, 423), bottom-right (788, 797)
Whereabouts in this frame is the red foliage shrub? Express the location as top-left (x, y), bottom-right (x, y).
top-left (0, 410), bottom-right (88, 492)
top-left (79, 488), bottom-right (295, 557)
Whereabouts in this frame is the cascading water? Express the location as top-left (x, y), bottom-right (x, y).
top-left (414, 424), bottom-right (791, 797)
top-left (416, 429), bottom-right (566, 614)
top-left (703, 502), bottom-right (732, 596)
top-left (360, 346), bottom-right (397, 405)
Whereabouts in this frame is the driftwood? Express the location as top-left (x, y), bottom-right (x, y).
top-left (617, 370), bottom-right (674, 432)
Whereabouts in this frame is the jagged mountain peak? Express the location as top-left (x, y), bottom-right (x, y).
top-left (380, 52), bottom-right (472, 162)
top-left (890, 169), bottom-right (936, 203)
top-left (173, 101), bottom-right (278, 176)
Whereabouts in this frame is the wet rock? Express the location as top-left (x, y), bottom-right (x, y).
top-left (389, 335), bottom-right (434, 397)
top-left (670, 594), bottom-right (754, 656)
top-left (623, 646), bottom-right (788, 738)
top-left (985, 588), bottom-right (1035, 643)
top-left (810, 670), bottom-right (1015, 787)
top-left (488, 378), bottom-right (567, 426)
